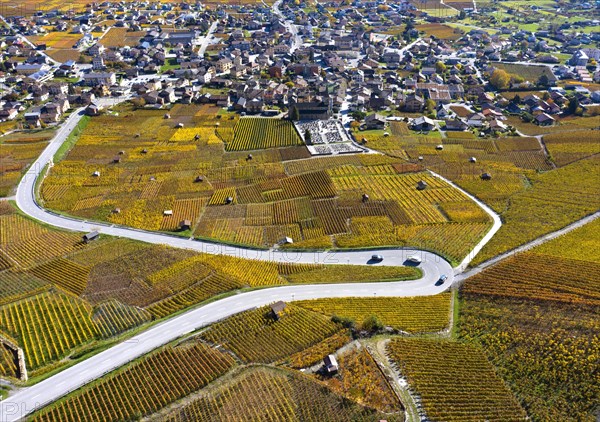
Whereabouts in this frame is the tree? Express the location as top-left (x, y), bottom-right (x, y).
top-left (521, 112), bottom-right (534, 123)
top-left (459, 10), bottom-right (466, 20)
top-left (304, 129), bottom-right (311, 143)
top-left (361, 315), bottom-right (383, 333)
top-left (425, 99), bottom-right (436, 115)
top-left (538, 73), bottom-right (550, 87)
top-left (489, 69), bottom-right (511, 90)
top-left (131, 97), bottom-right (146, 109)
top-left (332, 315), bottom-right (355, 330)
top-left (567, 97), bottom-right (580, 115)
top-left (290, 106), bottom-right (300, 121)
top-left (435, 61), bottom-right (447, 74)
top-left (350, 110), bottom-right (366, 121)
top-left (511, 94), bottom-right (521, 104)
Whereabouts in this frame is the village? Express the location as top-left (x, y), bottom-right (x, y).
top-left (0, 0), bottom-right (598, 140)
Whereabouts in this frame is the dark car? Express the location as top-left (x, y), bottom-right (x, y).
top-left (371, 254), bottom-right (383, 262)
top-left (436, 274), bottom-right (448, 285)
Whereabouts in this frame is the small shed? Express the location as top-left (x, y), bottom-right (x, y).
top-left (435, 144), bottom-right (444, 150)
top-left (118, 150), bottom-right (125, 155)
top-left (82, 231), bottom-right (99, 243)
top-left (362, 193), bottom-right (369, 202)
top-left (163, 210), bottom-right (173, 216)
top-left (195, 176), bottom-right (204, 183)
top-left (225, 196), bottom-right (234, 204)
top-left (417, 180), bottom-right (428, 190)
top-left (175, 122), bottom-right (184, 128)
top-left (247, 154), bottom-right (253, 161)
top-left (179, 220), bottom-right (191, 230)
top-left (324, 354), bottom-right (338, 373)
top-left (418, 156), bottom-right (424, 161)
top-left (113, 157), bottom-right (121, 163)
top-left (481, 172), bottom-right (492, 180)
top-left (141, 149), bottom-right (148, 154)
top-left (270, 301), bottom-right (287, 320)
top-left (164, 113), bottom-right (171, 119)
top-left (112, 208), bottom-right (121, 214)
top-left (469, 156), bottom-right (477, 163)
top-left (194, 134), bottom-right (200, 141)
top-left (149, 176), bottom-right (156, 181)
top-left (281, 236), bottom-right (294, 245)
top-left (92, 171), bottom-right (100, 177)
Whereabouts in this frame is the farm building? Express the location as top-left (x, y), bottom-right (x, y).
top-left (280, 236), bottom-right (294, 245)
top-left (535, 113), bottom-right (555, 126)
top-left (324, 354), bottom-right (338, 373)
top-left (417, 180), bottom-right (428, 190)
top-left (82, 231), bottom-right (99, 243)
top-left (270, 301), bottom-right (287, 320)
top-left (179, 220), bottom-right (191, 230)
top-left (365, 113), bottom-right (386, 130)
top-left (411, 116), bottom-right (435, 132)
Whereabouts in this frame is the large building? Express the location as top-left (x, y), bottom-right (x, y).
top-left (289, 99), bottom-right (332, 120)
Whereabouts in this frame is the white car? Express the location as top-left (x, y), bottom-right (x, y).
top-left (407, 255), bottom-right (422, 264)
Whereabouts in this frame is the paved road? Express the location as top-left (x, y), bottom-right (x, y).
top-left (198, 21), bottom-right (218, 56)
top-left (2, 100), bottom-right (498, 420)
top-left (272, 0), bottom-right (302, 53)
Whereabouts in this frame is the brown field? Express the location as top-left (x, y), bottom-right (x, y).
top-left (415, 23), bottom-right (463, 40)
top-left (29, 32), bottom-right (81, 49)
top-left (101, 28), bottom-right (147, 48)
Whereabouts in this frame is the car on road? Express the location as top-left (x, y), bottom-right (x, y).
top-left (371, 254), bottom-right (383, 262)
top-left (407, 255), bottom-right (422, 264)
top-left (436, 274), bottom-right (448, 285)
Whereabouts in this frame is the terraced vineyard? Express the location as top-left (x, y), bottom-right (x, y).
top-left (201, 304), bottom-right (346, 363)
top-left (0, 292), bottom-right (98, 371)
top-left (283, 264), bottom-right (420, 284)
top-left (358, 122), bottom-right (599, 265)
top-left (0, 133), bottom-right (51, 197)
top-left (32, 341), bottom-right (235, 422)
top-left (154, 366), bottom-right (401, 422)
top-left (543, 130), bottom-right (600, 167)
top-left (225, 118), bottom-right (303, 151)
top-left (0, 202), bottom-right (428, 378)
top-left (39, 105), bottom-right (492, 262)
top-left (387, 338), bottom-right (527, 421)
top-left (316, 347), bottom-right (401, 413)
top-left (472, 156), bottom-right (600, 264)
top-left (464, 252), bottom-right (600, 305)
top-left (459, 219), bottom-right (600, 421)
top-left (296, 294), bottom-right (451, 333)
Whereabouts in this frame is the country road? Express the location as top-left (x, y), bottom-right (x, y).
top-left (1, 97), bottom-right (594, 421)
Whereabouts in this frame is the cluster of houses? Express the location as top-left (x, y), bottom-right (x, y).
top-left (0, 0), bottom-right (598, 131)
